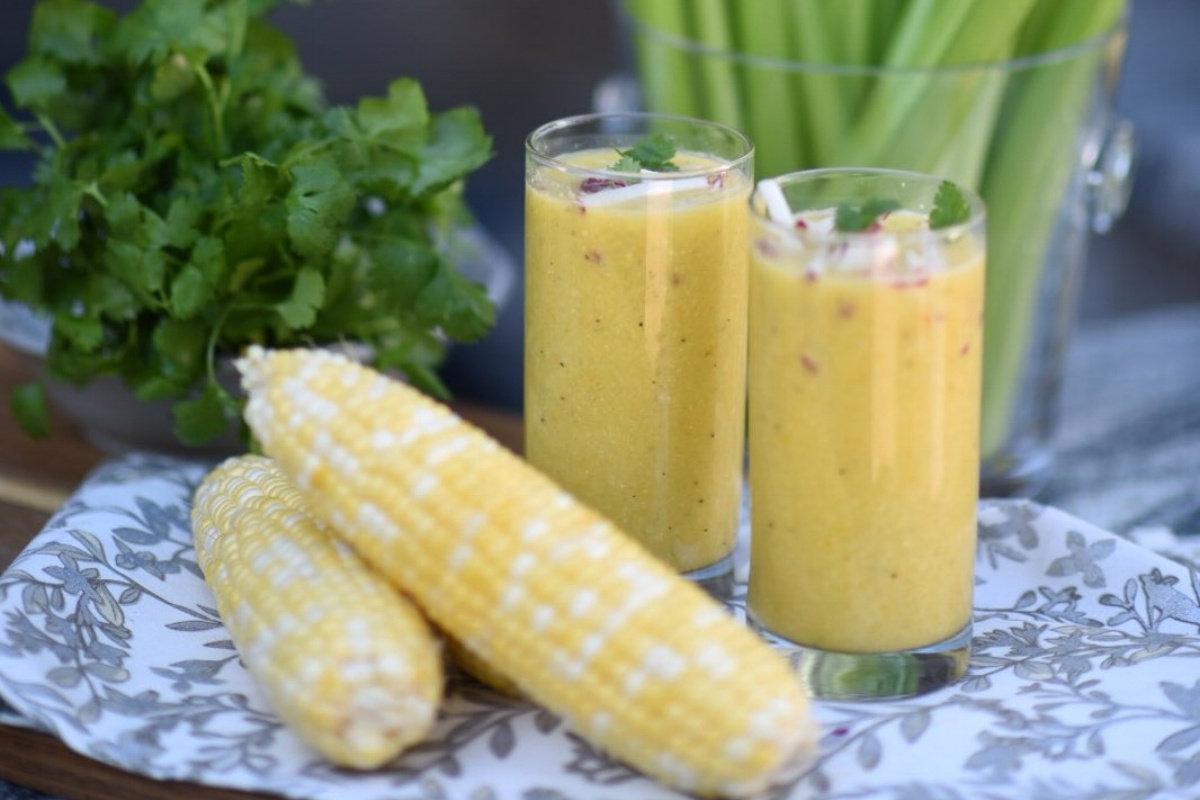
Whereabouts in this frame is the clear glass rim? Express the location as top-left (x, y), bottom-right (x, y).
top-left (750, 166), bottom-right (987, 242)
top-left (525, 111), bottom-right (755, 180)
top-left (622, 12), bottom-right (1127, 78)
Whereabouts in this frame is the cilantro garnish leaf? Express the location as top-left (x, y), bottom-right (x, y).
top-left (610, 133), bottom-right (680, 173)
top-left (835, 198), bottom-right (901, 232)
top-left (930, 180), bottom-right (972, 229)
top-left (0, 0), bottom-right (496, 445)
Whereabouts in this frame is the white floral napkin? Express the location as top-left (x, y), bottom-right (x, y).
top-left (3, 454), bottom-right (1200, 799)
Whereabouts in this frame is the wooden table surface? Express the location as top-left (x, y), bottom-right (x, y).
top-left (0, 343), bottom-right (523, 800)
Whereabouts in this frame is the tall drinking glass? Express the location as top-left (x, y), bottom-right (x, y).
top-left (746, 168), bottom-right (985, 699)
top-left (524, 113), bottom-right (753, 592)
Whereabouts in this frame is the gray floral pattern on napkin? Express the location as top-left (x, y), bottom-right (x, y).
top-left (3, 454), bottom-right (1200, 799)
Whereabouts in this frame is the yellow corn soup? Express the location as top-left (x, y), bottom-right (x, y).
top-left (525, 149), bottom-right (750, 572)
top-left (747, 210), bottom-right (984, 651)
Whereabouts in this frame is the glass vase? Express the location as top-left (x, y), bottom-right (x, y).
top-left (615, 12), bottom-right (1135, 497)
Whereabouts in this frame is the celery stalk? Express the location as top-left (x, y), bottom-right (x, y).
top-left (788, 0), bottom-right (844, 166)
top-left (622, 0), bottom-right (699, 118)
top-left (832, 0), bottom-right (878, 66)
top-left (937, 0), bottom-right (1042, 63)
top-left (977, 0), bottom-right (1128, 453)
top-left (868, 0), bottom-right (911, 62)
top-left (1017, 0), bottom-right (1128, 53)
top-left (844, 0), bottom-right (1037, 177)
top-left (880, 0), bottom-right (977, 68)
top-left (728, 0), bottom-right (806, 177)
top-left (690, 0), bottom-right (744, 129)
top-left (924, 70), bottom-right (1007, 190)
top-left (977, 59), bottom-right (1098, 454)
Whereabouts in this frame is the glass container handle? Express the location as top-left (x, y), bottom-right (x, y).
top-left (1088, 117), bottom-right (1137, 234)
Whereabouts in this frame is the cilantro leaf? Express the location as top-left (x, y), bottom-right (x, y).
top-left (27, 175), bottom-right (84, 249)
top-left (930, 180), bottom-right (972, 229)
top-left (0, 111), bottom-right (31, 150)
top-left (373, 330), bottom-right (451, 400)
top-left (10, 381), bottom-right (51, 439)
top-left (363, 240), bottom-right (438, 307)
top-left (149, 53), bottom-right (197, 103)
top-left (275, 267), bottom-right (325, 329)
top-left (27, 0), bottom-right (116, 65)
top-left (835, 198), bottom-right (901, 232)
top-left (413, 257), bottom-right (495, 342)
top-left (152, 319), bottom-right (207, 373)
top-left (169, 264), bottom-right (209, 319)
top-left (411, 107), bottom-right (493, 197)
top-left (611, 133), bottom-right (679, 173)
top-left (84, 273), bottom-right (138, 320)
top-left (106, 239), bottom-right (166, 301)
top-left (6, 58), bottom-right (67, 110)
top-left (356, 77), bottom-right (428, 140)
top-left (103, 192), bottom-right (143, 236)
top-left (285, 159), bottom-right (356, 260)
top-left (54, 313), bottom-right (104, 350)
top-left (110, 0), bottom-right (228, 65)
top-left (231, 152), bottom-right (285, 214)
top-left (173, 381), bottom-right (238, 446)
top-left (136, 318), bottom-right (208, 399)
top-left (610, 154), bottom-right (639, 172)
top-left (164, 196), bottom-right (203, 249)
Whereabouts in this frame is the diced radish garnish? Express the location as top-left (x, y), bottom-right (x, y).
top-left (756, 178), bottom-right (793, 225)
top-left (579, 175), bottom-right (716, 207)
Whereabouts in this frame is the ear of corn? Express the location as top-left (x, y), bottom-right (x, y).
top-left (236, 346), bottom-right (817, 798)
top-left (191, 453), bottom-right (444, 769)
top-left (443, 633), bottom-right (525, 699)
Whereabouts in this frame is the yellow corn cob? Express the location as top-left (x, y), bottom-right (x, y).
top-left (443, 633), bottom-right (524, 699)
top-left (191, 453), bottom-right (444, 769)
top-left (236, 346), bottom-right (818, 798)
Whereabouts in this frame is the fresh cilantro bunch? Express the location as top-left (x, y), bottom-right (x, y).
top-left (0, 0), bottom-right (495, 445)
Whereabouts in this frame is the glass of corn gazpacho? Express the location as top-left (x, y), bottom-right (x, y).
top-left (524, 114), bottom-right (753, 591)
top-left (746, 168), bottom-right (985, 699)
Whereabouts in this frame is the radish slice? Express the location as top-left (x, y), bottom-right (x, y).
top-left (579, 175), bottom-right (716, 208)
top-left (756, 178), bottom-right (793, 225)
